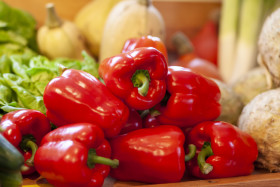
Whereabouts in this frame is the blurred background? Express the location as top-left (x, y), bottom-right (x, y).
top-left (3, 0), bottom-right (221, 51)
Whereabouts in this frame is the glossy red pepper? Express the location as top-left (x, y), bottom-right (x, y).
top-left (172, 53), bottom-right (223, 81)
top-left (43, 69), bottom-right (129, 138)
top-left (142, 109), bottom-right (161, 128)
top-left (99, 47), bottom-right (168, 110)
top-left (186, 121), bottom-right (258, 179)
top-left (110, 125), bottom-right (190, 184)
top-left (0, 109), bottom-right (51, 175)
top-left (119, 108), bottom-right (142, 135)
top-left (122, 35), bottom-right (168, 62)
top-left (34, 123), bottom-right (119, 187)
top-left (154, 66), bottom-right (221, 128)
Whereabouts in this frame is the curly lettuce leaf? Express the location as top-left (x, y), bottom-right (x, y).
top-left (0, 1), bottom-right (37, 51)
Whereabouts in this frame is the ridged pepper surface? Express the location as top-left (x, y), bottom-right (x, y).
top-left (43, 69), bottom-right (129, 138)
top-left (99, 47), bottom-right (168, 110)
top-left (186, 121), bottom-right (258, 179)
top-left (154, 66), bottom-right (221, 128)
top-left (0, 109), bottom-right (51, 175)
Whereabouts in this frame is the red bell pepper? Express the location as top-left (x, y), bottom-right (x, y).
top-left (142, 109), bottom-right (161, 128)
top-left (191, 19), bottom-right (219, 66)
top-left (186, 121), bottom-right (258, 179)
top-left (122, 35), bottom-right (168, 62)
top-left (119, 108), bottom-right (142, 135)
top-left (34, 123), bottom-right (119, 187)
top-left (154, 66), bottom-right (221, 128)
top-left (43, 69), bottom-right (129, 138)
top-left (110, 125), bottom-right (195, 184)
top-left (0, 109), bottom-right (51, 175)
top-left (172, 32), bottom-right (222, 81)
top-left (99, 47), bottom-right (168, 110)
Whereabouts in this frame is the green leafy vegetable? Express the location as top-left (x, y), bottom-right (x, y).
top-left (0, 1), bottom-right (38, 51)
top-left (0, 51), bottom-right (99, 116)
top-left (0, 2), bottom-right (99, 116)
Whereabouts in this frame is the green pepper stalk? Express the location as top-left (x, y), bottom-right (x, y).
top-left (185, 144), bottom-right (196, 162)
top-left (197, 142), bottom-right (214, 174)
top-left (19, 135), bottom-right (38, 167)
top-left (87, 148), bottom-right (119, 169)
top-left (132, 69), bottom-right (151, 97)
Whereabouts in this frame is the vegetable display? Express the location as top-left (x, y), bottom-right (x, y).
top-left (186, 121), bottom-right (258, 179)
top-left (99, 47), bottom-right (168, 110)
top-left (191, 14), bottom-right (219, 66)
top-left (213, 78), bottom-right (244, 125)
top-left (122, 35), bottom-right (168, 62)
top-left (152, 66), bottom-right (221, 128)
top-left (119, 108), bottom-right (142, 135)
top-left (0, 51), bottom-right (99, 117)
top-left (0, 133), bottom-right (24, 187)
top-left (43, 69), bottom-right (129, 138)
top-left (171, 32), bottom-right (222, 81)
top-left (99, 0), bottom-right (165, 62)
top-left (2, 0), bottom-right (278, 186)
top-left (0, 109), bottom-right (51, 175)
top-left (218, 0), bottom-right (277, 83)
top-left (231, 67), bottom-right (269, 105)
top-left (142, 109), bottom-right (161, 128)
top-left (34, 123), bottom-right (117, 187)
top-left (258, 7), bottom-right (280, 88)
top-left (110, 125), bottom-right (187, 183)
top-left (0, 1), bottom-right (38, 55)
top-left (238, 88), bottom-right (280, 172)
top-left (37, 3), bottom-right (89, 60)
top-left (0, 1), bottom-right (100, 118)
top-left (74, 0), bottom-right (124, 58)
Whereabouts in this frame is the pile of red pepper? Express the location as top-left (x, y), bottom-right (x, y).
top-left (0, 35), bottom-right (258, 187)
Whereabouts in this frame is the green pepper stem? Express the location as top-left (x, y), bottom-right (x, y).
top-left (136, 73), bottom-right (149, 96)
top-left (0, 126), bottom-right (4, 133)
top-left (150, 109), bottom-right (161, 117)
top-left (58, 64), bottom-right (67, 75)
top-left (185, 144), bottom-right (196, 161)
top-left (87, 149), bottom-right (119, 169)
top-left (91, 155), bottom-right (119, 168)
top-left (131, 70), bottom-right (151, 97)
top-left (25, 140), bottom-right (38, 167)
top-left (21, 165), bottom-right (29, 172)
top-left (197, 144), bottom-right (214, 174)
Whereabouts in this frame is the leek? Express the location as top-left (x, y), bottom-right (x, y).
top-left (262, 0), bottom-right (278, 20)
top-left (230, 0), bottom-right (264, 83)
top-left (218, 0), bottom-right (240, 83)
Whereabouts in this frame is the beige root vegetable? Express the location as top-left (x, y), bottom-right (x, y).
top-left (37, 3), bottom-right (89, 60)
top-left (231, 66), bottom-right (270, 105)
top-left (74, 0), bottom-right (124, 58)
top-left (258, 8), bottom-right (280, 88)
top-left (99, 0), bottom-right (165, 62)
top-left (212, 79), bottom-right (244, 125)
top-left (238, 88), bottom-right (280, 172)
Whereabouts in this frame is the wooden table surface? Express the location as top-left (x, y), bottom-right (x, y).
top-left (22, 169), bottom-right (280, 187)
